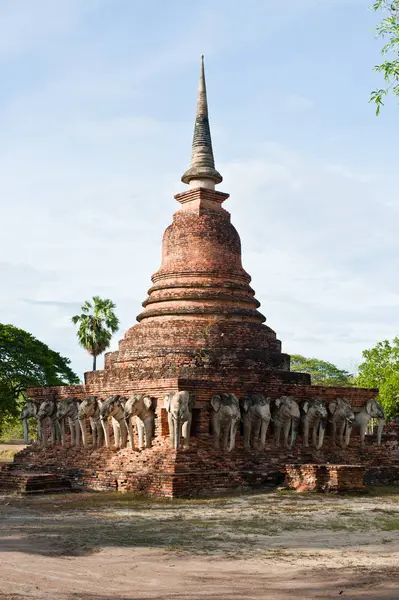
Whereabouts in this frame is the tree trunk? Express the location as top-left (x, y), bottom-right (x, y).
top-left (93, 354), bottom-right (97, 371)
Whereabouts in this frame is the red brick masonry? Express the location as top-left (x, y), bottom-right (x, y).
top-left (284, 464), bottom-right (366, 493)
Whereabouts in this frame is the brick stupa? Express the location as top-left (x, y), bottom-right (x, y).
top-left (21, 57), bottom-right (382, 498)
top-left (88, 56), bottom-right (308, 390)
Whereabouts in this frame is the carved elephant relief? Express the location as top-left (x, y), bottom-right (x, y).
top-left (56, 397), bottom-right (81, 447)
top-left (124, 394), bottom-right (155, 450)
top-left (328, 398), bottom-right (355, 448)
top-left (163, 391), bottom-right (195, 449)
top-left (78, 396), bottom-right (104, 448)
top-left (241, 395), bottom-right (271, 451)
top-left (100, 395), bottom-right (128, 449)
top-left (20, 399), bottom-right (40, 444)
top-left (352, 399), bottom-right (386, 446)
top-left (271, 396), bottom-right (300, 449)
top-left (210, 393), bottom-right (240, 452)
top-left (300, 397), bottom-right (328, 449)
top-left (36, 397), bottom-right (61, 447)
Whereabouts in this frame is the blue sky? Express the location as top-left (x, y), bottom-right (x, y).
top-left (1, 0), bottom-right (398, 379)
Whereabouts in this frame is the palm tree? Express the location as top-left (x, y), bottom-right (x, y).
top-left (72, 296), bottom-right (119, 371)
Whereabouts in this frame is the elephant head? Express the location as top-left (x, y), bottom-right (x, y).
top-left (163, 391), bottom-right (194, 449)
top-left (78, 396), bottom-right (103, 447)
top-left (20, 399), bottom-right (39, 443)
top-left (100, 395), bottom-right (127, 449)
top-left (329, 398), bottom-right (355, 448)
top-left (37, 397), bottom-right (59, 447)
top-left (353, 398), bottom-right (386, 446)
top-left (367, 399), bottom-right (386, 445)
top-left (272, 396), bottom-right (300, 448)
top-left (124, 394), bottom-right (154, 449)
top-left (365, 399), bottom-right (385, 420)
top-left (241, 395), bottom-right (271, 451)
top-left (210, 393), bottom-right (240, 452)
top-left (56, 397), bottom-right (80, 447)
top-left (301, 398), bottom-right (328, 449)
top-left (56, 397), bottom-right (79, 421)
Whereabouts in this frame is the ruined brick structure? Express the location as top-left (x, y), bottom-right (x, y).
top-left (7, 57), bottom-right (397, 498)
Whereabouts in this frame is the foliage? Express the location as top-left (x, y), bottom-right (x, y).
top-left (356, 337), bottom-right (399, 418)
top-left (72, 296), bottom-right (119, 371)
top-left (290, 354), bottom-right (354, 387)
top-left (0, 324), bottom-right (79, 436)
top-left (370, 0), bottom-right (399, 114)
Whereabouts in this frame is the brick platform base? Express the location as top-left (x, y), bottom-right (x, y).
top-left (283, 464), bottom-right (366, 493)
top-left (3, 432), bottom-right (398, 498)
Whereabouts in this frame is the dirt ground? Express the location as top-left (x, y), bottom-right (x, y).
top-left (1, 487), bottom-right (399, 600)
top-left (0, 443), bottom-right (27, 463)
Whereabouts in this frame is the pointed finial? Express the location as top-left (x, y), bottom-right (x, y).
top-left (181, 56), bottom-right (222, 189)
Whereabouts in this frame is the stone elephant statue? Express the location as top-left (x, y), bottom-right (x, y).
top-left (56, 397), bottom-right (81, 447)
top-left (20, 399), bottom-right (40, 443)
top-left (36, 397), bottom-right (61, 447)
top-left (271, 396), bottom-right (300, 449)
top-left (100, 395), bottom-right (128, 449)
top-left (163, 391), bottom-right (194, 449)
top-left (328, 398), bottom-right (355, 448)
top-left (78, 396), bottom-right (104, 447)
top-left (124, 394), bottom-right (155, 450)
top-left (241, 395), bottom-right (271, 451)
top-left (300, 397), bottom-right (328, 449)
top-left (352, 399), bottom-right (386, 446)
top-left (210, 393), bottom-right (240, 452)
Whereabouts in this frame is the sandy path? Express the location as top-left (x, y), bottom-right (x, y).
top-left (1, 543), bottom-right (399, 600)
top-left (1, 491), bottom-right (399, 599)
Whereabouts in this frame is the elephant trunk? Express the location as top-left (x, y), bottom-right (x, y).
top-left (228, 420), bottom-right (236, 452)
top-left (126, 417), bottom-right (134, 450)
top-left (22, 419), bottom-right (29, 444)
top-left (342, 423), bottom-right (352, 449)
top-left (60, 419), bottom-right (66, 446)
top-left (102, 418), bottom-right (111, 448)
top-left (259, 419), bottom-right (268, 450)
top-left (40, 419), bottom-right (47, 448)
top-left (289, 418), bottom-right (298, 449)
top-left (174, 416), bottom-right (181, 449)
top-left (316, 421), bottom-right (325, 450)
top-left (377, 419), bottom-right (385, 445)
top-left (79, 419), bottom-right (87, 447)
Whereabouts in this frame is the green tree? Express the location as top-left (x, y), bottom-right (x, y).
top-left (72, 296), bottom-right (119, 371)
top-left (370, 0), bottom-right (399, 114)
top-left (290, 354), bottom-right (354, 387)
top-left (0, 324), bottom-right (79, 436)
top-left (356, 338), bottom-right (399, 418)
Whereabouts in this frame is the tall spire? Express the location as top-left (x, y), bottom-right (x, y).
top-left (181, 56), bottom-right (223, 189)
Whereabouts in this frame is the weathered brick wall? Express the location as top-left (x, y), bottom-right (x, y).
top-left (284, 464), bottom-right (366, 492)
top-left (10, 428), bottom-right (399, 497)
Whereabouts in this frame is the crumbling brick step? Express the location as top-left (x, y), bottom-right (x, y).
top-left (0, 467), bottom-right (71, 494)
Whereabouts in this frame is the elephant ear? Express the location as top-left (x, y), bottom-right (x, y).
top-left (188, 392), bottom-right (196, 409)
top-left (365, 400), bottom-right (374, 415)
top-left (329, 401), bottom-right (337, 414)
top-left (274, 397), bottom-right (282, 408)
top-left (211, 396), bottom-right (221, 412)
top-left (163, 395), bottom-right (171, 413)
top-left (303, 401), bottom-right (310, 414)
top-left (143, 396), bottom-right (153, 410)
top-left (242, 397), bottom-right (251, 413)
